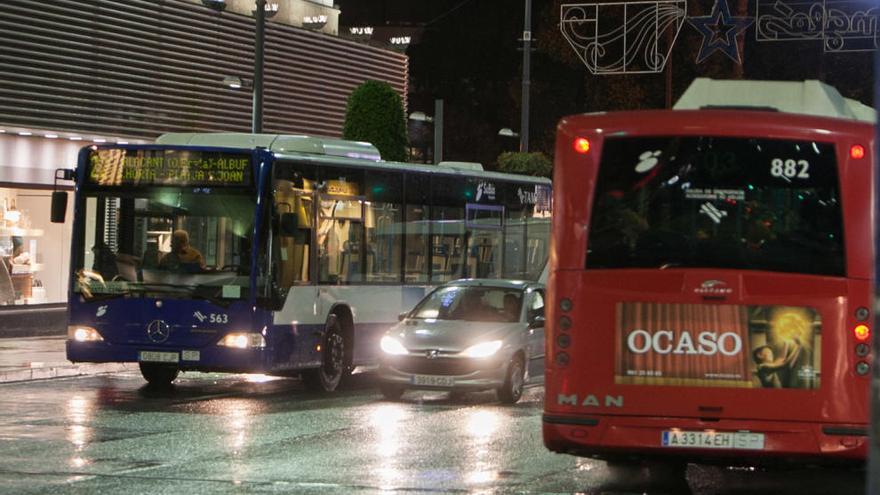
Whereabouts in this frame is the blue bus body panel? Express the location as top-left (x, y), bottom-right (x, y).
top-left (66, 298), bottom-right (280, 373)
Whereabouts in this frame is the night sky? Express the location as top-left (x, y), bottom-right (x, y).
top-left (338, 0), bottom-right (874, 168)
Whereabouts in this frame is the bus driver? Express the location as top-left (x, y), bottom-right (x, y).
top-left (159, 229), bottom-right (206, 272)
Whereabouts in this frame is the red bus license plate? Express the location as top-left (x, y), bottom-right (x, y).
top-left (662, 430), bottom-right (764, 450)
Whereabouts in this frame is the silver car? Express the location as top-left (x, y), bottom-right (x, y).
top-left (377, 279), bottom-right (546, 404)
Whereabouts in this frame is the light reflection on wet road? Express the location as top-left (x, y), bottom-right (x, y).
top-left (0, 372), bottom-right (865, 494)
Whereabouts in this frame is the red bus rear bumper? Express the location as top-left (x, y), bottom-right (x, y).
top-left (543, 414), bottom-right (867, 465)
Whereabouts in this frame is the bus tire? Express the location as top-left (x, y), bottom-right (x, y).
top-left (496, 354), bottom-right (525, 404)
top-left (303, 317), bottom-right (347, 392)
top-left (139, 363), bottom-right (179, 387)
top-left (380, 383), bottom-right (404, 400)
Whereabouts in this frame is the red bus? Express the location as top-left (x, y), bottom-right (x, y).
top-left (543, 82), bottom-right (874, 467)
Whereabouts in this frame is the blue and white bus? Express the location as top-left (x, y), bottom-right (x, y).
top-left (59, 134), bottom-right (551, 389)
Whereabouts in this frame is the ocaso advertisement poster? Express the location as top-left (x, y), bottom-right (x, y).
top-left (615, 303), bottom-right (821, 389)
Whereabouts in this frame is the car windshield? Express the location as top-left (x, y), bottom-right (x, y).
top-left (73, 187), bottom-right (258, 305)
top-left (409, 285), bottom-right (523, 322)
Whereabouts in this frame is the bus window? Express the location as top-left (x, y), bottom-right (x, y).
top-left (404, 173), bottom-right (430, 283)
top-left (525, 217), bottom-right (549, 279)
top-left (318, 167), bottom-right (365, 284)
top-left (465, 203), bottom-right (503, 278)
top-left (274, 179), bottom-right (313, 287)
top-left (365, 171), bottom-right (402, 283)
top-left (587, 137), bottom-right (844, 276)
top-left (430, 206), bottom-right (464, 283)
top-left (504, 206), bottom-right (527, 278)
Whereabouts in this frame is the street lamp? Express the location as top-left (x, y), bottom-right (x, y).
top-left (407, 99), bottom-right (444, 164)
top-left (222, 76), bottom-right (253, 90)
top-left (210, 0), bottom-right (265, 134)
top-left (498, 128), bottom-right (519, 138)
top-left (408, 111), bottom-right (433, 123)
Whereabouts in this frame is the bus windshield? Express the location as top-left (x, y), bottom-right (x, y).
top-left (587, 136), bottom-right (844, 276)
top-left (74, 187), bottom-right (257, 304)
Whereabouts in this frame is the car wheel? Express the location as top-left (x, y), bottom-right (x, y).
top-left (139, 363), bottom-right (179, 387)
top-left (496, 354), bottom-right (525, 404)
top-left (380, 383), bottom-right (404, 400)
top-left (303, 318), bottom-right (347, 392)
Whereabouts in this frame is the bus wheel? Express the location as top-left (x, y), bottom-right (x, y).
top-left (379, 383), bottom-right (404, 400)
top-left (496, 354), bottom-right (525, 404)
top-left (303, 318), bottom-right (346, 392)
top-left (139, 363), bottom-right (179, 387)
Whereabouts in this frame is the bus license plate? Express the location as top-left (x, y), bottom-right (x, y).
top-left (661, 430), bottom-right (765, 450)
top-left (139, 351), bottom-right (179, 363)
top-left (411, 374), bottom-right (455, 387)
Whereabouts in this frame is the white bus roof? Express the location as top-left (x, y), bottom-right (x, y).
top-left (155, 132), bottom-right (550, 185)
top-left (156, 133), bottom-right (383, 161)
top-left (673, 78), bottom-right (876, 123)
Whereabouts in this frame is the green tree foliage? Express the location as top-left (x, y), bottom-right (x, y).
top-left (496, 151), bottom-right (552, 178)
top-left (343, 80), bottom-right (408, 162)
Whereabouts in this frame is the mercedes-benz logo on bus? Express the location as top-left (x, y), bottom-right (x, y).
top-left (425, 349), bottom-right (439, 360)
top-left (147, 320), bottom-right (171, 343)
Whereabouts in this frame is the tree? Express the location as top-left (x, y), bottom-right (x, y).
top-left (496, 151), bottom-right (552, 178)
top-left (343, 80), bottom-right (408, 162)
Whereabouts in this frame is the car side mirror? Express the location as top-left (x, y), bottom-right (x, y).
top-left (51, 191), bottom-right (68, 223)
top-left (398, 311), bottom-right (408, 321)
top-left (528, 315), bottom-right (545, 329)
top-left (279, 212), bottom-right (298, 237)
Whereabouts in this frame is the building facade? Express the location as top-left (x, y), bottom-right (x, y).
top-left (0, 0), bottom-right (408, 308)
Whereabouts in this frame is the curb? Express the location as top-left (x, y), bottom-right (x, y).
top-left (0, 362), bottom-right (136, 384)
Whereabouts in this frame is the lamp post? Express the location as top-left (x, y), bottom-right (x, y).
top-left (408, 99), bottom-right (444, 164)
top-left (252, 0), bottom-right (266, 133)
top-left (519, 0), bottom-right (532, 153)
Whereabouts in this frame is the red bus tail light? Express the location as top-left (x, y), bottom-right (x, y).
top-left (850, 145), bottom-right (865, 159)
top-left (573, 137), bottom-right (591, 154)
top-left (854, 324), bottom-right (870, 341)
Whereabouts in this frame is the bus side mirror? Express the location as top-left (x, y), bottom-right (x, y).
top-left (279, 212), bottom-right (298, 237)
top-left (528, 315), bottom-right (545, 329)
top-left (51, 191), bottom-right (68, 223)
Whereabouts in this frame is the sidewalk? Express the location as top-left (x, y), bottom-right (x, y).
top-left (0, 336), bottom-right (134, 383)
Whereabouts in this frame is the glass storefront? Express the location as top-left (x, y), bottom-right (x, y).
top-left (0, 187), bottom-right (73, 305)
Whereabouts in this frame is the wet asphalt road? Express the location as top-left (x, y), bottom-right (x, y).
top-left (0, 372), bottom-right (866, 494)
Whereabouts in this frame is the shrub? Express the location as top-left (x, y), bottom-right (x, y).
top-left (496, 151), bottom-right (552, 177)
top-left (343, 80), bottom-right (408, 162)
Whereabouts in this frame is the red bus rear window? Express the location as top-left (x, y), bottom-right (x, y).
top-left (586, 136), bottom-right (844, 276)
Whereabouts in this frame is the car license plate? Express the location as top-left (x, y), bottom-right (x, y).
top-left (661, 430), bottom-right (765, 450)
top-left (411, 374), bottom-right (455, 387)
top-left (138, 351), bottom-right (179, 363)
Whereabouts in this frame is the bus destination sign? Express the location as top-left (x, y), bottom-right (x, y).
top-left (87, 149), bottom-right (252, 187)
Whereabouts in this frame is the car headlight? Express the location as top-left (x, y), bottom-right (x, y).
top-left (460, 340), bottom-right (503, 358)
top-left (68, 325), bottom-right (103, 342)
top-left (217, 332), bottom-right (266, 349)
top-left (380, 336), bottom-right (409, 355)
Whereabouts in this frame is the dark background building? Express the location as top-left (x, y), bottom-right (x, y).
top-left (0, 0), bottom-right (408, 311)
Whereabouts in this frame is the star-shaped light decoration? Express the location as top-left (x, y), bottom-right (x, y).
top-left (688, 0), bottom-right (754, 64)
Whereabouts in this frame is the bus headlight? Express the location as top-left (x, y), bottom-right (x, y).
top-left (380, 336), bottom-right (408, 355)
top-left (217, 333), bottom-right (266, 349)
top-left (68, 325), bottom-right (103, 342)
top-left (461, 340), bottom-right (503, 358)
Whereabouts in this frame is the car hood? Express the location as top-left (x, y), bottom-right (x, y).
top-left (388, 319), bottom-right (522, 352)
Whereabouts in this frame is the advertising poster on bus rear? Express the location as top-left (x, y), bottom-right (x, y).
top-left (614, 303), bottom-right (821, 389)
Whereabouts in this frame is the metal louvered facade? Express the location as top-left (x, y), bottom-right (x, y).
top-left (0, 0), bottom-right (408, 140)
